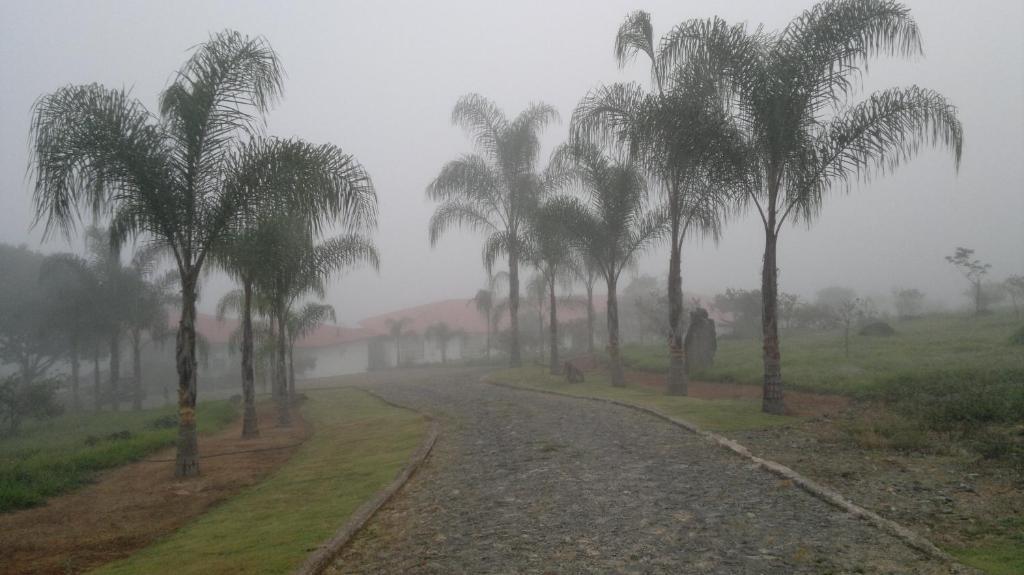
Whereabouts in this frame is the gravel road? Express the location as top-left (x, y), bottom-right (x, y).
top-left (325, 368), bottom-right (956, 574)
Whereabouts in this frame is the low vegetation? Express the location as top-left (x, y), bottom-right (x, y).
top-left (489, 366), bottom-right (799, 432)
top-left (0, 401), bottom-right (236, 512)
top-left (96, 387), bottom-right (425, 575)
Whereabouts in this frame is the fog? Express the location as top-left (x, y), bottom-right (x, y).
top-left (1, 0), bottom-right (1022, 324)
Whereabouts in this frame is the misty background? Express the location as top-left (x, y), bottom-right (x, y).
top-left (1, 0), bottom-right (1021, 324)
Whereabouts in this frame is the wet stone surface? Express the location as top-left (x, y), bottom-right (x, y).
top-left (327, 368), bottom-right (956, 574)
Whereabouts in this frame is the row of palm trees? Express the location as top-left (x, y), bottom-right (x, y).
top-left (29, 31), bottom-right (378, 476)
top-left (429, 0), bottom-right (964, 413)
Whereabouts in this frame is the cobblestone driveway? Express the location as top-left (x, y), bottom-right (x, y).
top-left (326, 368), bottom-right (954, 574)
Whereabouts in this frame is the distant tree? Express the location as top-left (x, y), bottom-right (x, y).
top-left (892, 288), bottom-right (925, 319)
top-left (714, 289), bottom-right (762, 338)
top-left (656, 1), bottom-right (964, 413)
top-left (945, 247), bottom-right (991, 315)
top-left (428, 94), bottom-right (558, 368)
top-left (0, 245), bottom-right (64, 388)
top-left (385, 316), bottom-right (414, 367)
top-left (469, 288), bottom-right (495, 360)
top-left (425, 322), bottom-right (462, 364)
top-left (833, 297), bottom-right (863, 358)
top-left (777, 293), bottom-right (800, 329)
top-left (622, 275), bottom-right (670, 345)
top-left (528, 202), bottom-right (580, 375)
top-left (1005, 276), bottom-right (1024, 319)
top-left (286, 303), bottom-right (336, 393)
top-left (525, 274), bottom-right (548, 362)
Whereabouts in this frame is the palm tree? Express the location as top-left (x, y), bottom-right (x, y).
top-left (655, 0), bottom-right (964, 413)
top-left (468, 290), bottom-right (493, 360)
top-left (528, 204), bottom-right (579, 375)
top-left (216, 286), bottom-right (273, 437)
top-left (427, 94), bottom-right (558, 367)
top-left (258, 223), bottom-right (379, 424)
top-left (385, 317), bottom-right (414, 367)
top-left (573, 12), bottom-right (742, 396)
top-left (545, 142), bottom-right (667, 386)
top-left (286, 302), bottom-right (336, 394)
top-left (123, 248), bottom-right (173, 411)
top-left (425, 322), bottom-right (462, 364)
top-left (29, 31), bottom-right (372, 476)
top-left (213, 137), bottom-right (376, 436)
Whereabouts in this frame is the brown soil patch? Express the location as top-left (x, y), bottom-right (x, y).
top-left (625, 369), bottom-right (850, 417)
top-left (0, 401), bottom-right (310, 575)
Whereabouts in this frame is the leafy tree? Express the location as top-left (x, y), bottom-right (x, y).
top-left (29, 31), bottom-right (370, 476)
top-left (427, 94), bottom-right (558, 367)
top-left (714, 288), bottom-right (762, 338)
top-left (385, 317), bottom-right (414, 367)
top-left (657, 0), bottom-right (964, 412)
top-left (946, 247), bottom-right (991, 315)
top-left (573, 12), bottom-right (740, 396)
top-left (0, 245), bottom-right (64, 389)
top-left (892, 287), bottom-right (925, 319)
top-left (1005, 276), bottom-right (1024, 319)
top-left (545, 143), bottom-right (666, 386)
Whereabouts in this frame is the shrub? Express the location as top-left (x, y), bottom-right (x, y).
top-left (1010, 325), bottom-right (1024, 345)
top-left (0, 376), bottom-right (63, 436)
top-left (879, 368), bottom-right (1024, 431)
top-left (859, 321), bottom-right (896, 336)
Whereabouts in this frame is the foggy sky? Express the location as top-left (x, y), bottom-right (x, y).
top-left (1, 0), bottom-right (1022, 324)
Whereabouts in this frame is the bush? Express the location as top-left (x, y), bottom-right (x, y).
top-left (859, 321), bottom-right (896, 336)
top-left (1010, 325), bottom-right (1024, 345)
top-left (879, 368), bottom-right (1024, 432)
top-left (0, 376), bottom-right (63, 436)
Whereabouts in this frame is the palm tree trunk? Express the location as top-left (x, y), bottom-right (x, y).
top-left (131, 329), bottom-right (142, 410)
top-left (92, 348), bottom-right (101, 411)
top-left (241, 280), bottom-right (259, 439)
top-left (508, 250), bottom-right (522, 367)
top-left (485, 313), bottom-right (492, 360)
top-left (174, 275), bottom-right (201, 477)
top-left (607, 276), bottom-right (624, 387)
top-left (287, 344), bottom-right (296, 401)
top-left (667, 237), bottom-right (688, 396)
top-left (761, 228), bottom-right (784, 415)
top-left (586, 281), bottom-right (595, 355)
top-left (395, 335), bottom-right (401, 367)
top-left (70, 338), bottom-right (81, 411)
top-left (109, 330), bottom-right (120, 411)
top-left (548, 275), bottom-right (559, 375)
top-left (275, 308), bottom-right (291, 426)
top-left (537, 295), bottom-right (544, 363)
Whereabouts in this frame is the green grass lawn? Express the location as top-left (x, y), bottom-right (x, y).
top-left (623, 312), bottom-right (1024, 397)
top-left (0, 401), bottom-right (236, 512)
top-left (489, 366), bottom-right (799, 432)
top-left (94, 386), bottom-right (426, 575)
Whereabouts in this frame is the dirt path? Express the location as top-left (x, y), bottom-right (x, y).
top-left (0, 401), bottom-right (310, 575)
top-left (327, 368), bottom-right (956, 574)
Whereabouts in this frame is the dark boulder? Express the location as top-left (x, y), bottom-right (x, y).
top-left (859, 321), bottom-right (896, 336)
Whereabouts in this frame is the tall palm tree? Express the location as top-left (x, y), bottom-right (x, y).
top-left (427, 94), bottom-right (558, 367)
top-left (656, 0), bottom-right (964, 413)
top-left (213, 137), bottom-right (375, 436)
top-left (385, 317), bottom-right (414, 367)
top-left (286, 302), bottom-right (336, 393)
top-left (29, 31), bottom-right (371, 476)
top-left (528, 204), bottom-right (579, 375)
top-left (573, 12), bottom-right (742, 396)
top-left (258, 224), bottom-right (378, 424)
top-left (216, 286), bottom-right (273, 437)
top-left (545, 142), bottom-right (667, 386)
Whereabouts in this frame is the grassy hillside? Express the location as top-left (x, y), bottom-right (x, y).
top-left (0, 401), bottom-right (237, 512)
